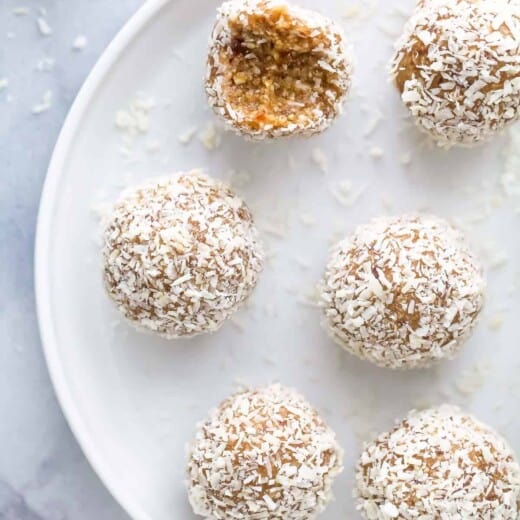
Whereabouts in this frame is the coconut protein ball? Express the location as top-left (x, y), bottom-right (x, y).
top-left (187, 384), bottom-right (343, 519)
top-left (102, 171), bottom-right (264, 339)
top-left (390, 0), bottom-right (520, 147)
top-left (319, 214), bottom-right (485, 369)
top-left (205, 0), bottom-right (353, 140)
top-left (355, 405), bottom-right (520, 519)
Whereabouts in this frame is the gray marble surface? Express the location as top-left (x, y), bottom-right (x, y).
top-left (0, 1), bottom-right (144, 518)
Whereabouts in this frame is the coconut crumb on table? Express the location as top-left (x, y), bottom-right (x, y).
top-left (197, 120), bottom-right (221, 150)
top-left (454, 361), bottom-right (492, 397)
top-left (177, 126), bottom-right (197, 144)
top-left (90, 201), bottom-right (112, 221)
top-left (330, 179), bottom-right (367, 207)
top-left (311, 147), bottom-right (328, 173)
top-left (298, 286), bottom-right (321, 307)
top-left (399, 151), bottom-right (411, 166)
top-left (259, 220), bottom-right (288, 239)
top-left (35, 57), bottom-right (55, 72)
top-left (36, 17), bottom-right (52, 36)
top-left (31, 90), bottom-right (52, 114)
top-left (341, 1), bottom-right (376, 23)
top-left (343, 5), bottom-right (361, 19)
top-left (489, 313), bottom-right (505, 331)
top-left (72, 34), bottom-right (88, 51)
top-left (362, 110), bottom-right (383, 137)
top-left (12, 7), bottom-right (29, 16)
top-left (488, 194), bottom-right (503, 209)
top-left (298, 211), bottom-right (316, 227)
top-left (114, 95), bottom-right (156, 145)
top-left (368, 146), bottom-right (383, 159)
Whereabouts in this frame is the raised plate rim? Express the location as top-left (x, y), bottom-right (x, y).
top-left (34, 2), bottom-right (171, 518)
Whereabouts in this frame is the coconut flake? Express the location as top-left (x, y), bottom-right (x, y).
top-left (31, 90), bottom-right (52, 114)
top-left (72, 34), bottom-right (88, 51)
top-left (37, 17), bottom-right (52, 36)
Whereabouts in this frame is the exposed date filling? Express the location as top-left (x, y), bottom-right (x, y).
top-left (212, 6), bottom-right (344, 130)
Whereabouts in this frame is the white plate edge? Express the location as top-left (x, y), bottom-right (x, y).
top-left (34, 1), bottom-right (172, 519)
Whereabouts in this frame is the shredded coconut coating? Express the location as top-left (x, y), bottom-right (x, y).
top-left (102, 171), bottom-right (264, 339)
top-left (205, 0), bottom-right (353, 140)
top-left (418, 0), bottom-right (520, 8)
top-left (355, 405), bottom-right (520, 519)
top-left (187, 384), bottom-right (343, 519)
top-left (319, 214), bottom-right (485, 369)
top-left (390, 0), bottom-right (520, 148)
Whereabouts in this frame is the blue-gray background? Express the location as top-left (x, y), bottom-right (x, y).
top-left (0, 2), bottom-right (142, 518)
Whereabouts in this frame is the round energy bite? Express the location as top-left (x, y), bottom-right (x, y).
top-left (319, 214), bottom-right (485, 369)
top-left (205, 0), bottom-right (353, 140)
top-left (355, 405), bottom-right (520, 519)
top-left (390, 0), bottom-right (520, 147)
top-left (187, 384), bottom-right (343, 519)
top-left (102, 171), bottom-right (264, 339)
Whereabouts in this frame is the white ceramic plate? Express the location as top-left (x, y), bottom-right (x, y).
top-left (35, 0), bottom-right (520, 518)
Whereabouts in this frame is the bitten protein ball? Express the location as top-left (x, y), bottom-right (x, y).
top-left (390, 0), bottom-right (520, 147)
top-left (355, 405), bottom-right (520, 519)
top-left (187, 384), bottom-right (343, 519)
top-left (102, 171), bottom-right (264, 339)
top-left (319, 214), bottom-right (485, 369)
top-left (205, 0), bottom-right (353, 140)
